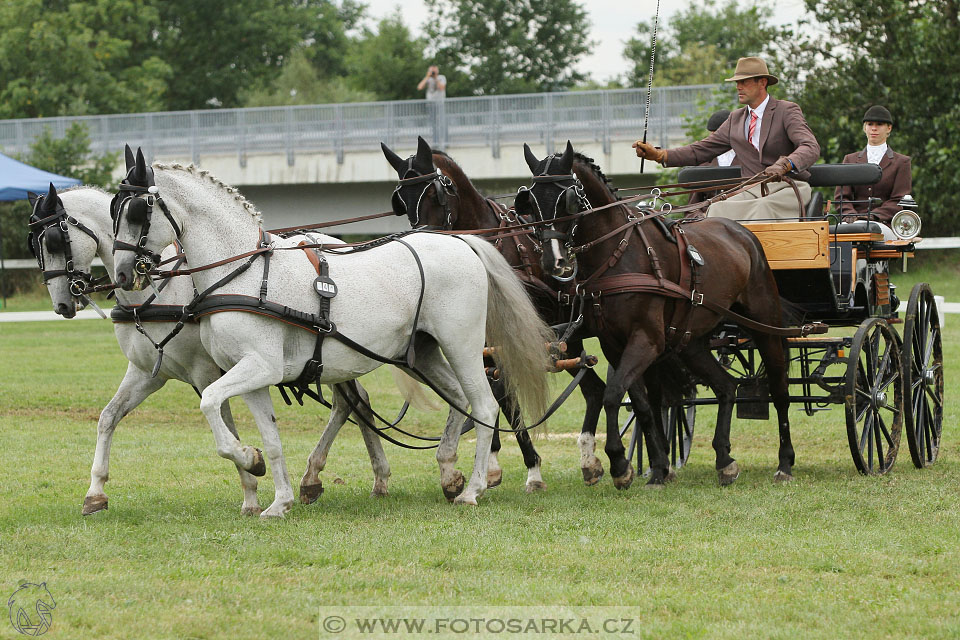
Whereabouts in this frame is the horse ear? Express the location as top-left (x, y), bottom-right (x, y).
top-left (42, 183), bottom-right (58, 212)
top-left (27, 191), bottom-right (39, 208)
top-left (559, 140), bottom-right (574, 172)
top-left (134, 148), bottom-right (147, 182)
top-left (523, 143), bottom-right (539, 174)
top-left (415, 136), bottom-right (434, 170)
top-left (381, 142), bottom-right (407, 175)
top-left (124, 144), bottom-right (136, 172)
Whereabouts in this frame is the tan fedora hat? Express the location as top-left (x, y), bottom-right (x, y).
top-left (724, 57), bottom-right (779, 85)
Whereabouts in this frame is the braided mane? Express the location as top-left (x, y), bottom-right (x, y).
top-left (571, 151), bottom-right (618, 201)
top-left (153, 162), bottom-right (263, 224)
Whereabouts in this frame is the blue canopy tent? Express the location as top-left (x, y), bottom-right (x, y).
top-left (0, 152), bottom-right (82, 307)
top-left (0, 152), bottom-right (82, 201)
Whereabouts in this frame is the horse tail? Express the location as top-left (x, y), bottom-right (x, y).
top-left (390, 367), bottom-right (443, 411)
top-left (458, 235), bottom-right (553, 420)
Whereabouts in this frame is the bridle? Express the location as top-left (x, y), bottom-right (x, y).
top-left (111, 172), bottom-right (182, 278)
top-left (515, 165), bottom-right (591, 282)
top-left (391, 159), bottom-right (459, 229)
top-left (26, 195), bottom-right (107, 302)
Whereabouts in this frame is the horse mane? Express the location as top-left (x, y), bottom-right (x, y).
top-left (431, 150), bottom-right (482, 198)
top-left (571, 151), bottom-right (618, 202)
top-left (153, 162), bottom-right (263, 224)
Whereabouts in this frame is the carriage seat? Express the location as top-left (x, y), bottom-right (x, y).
top-left (806, 163), bottom-right (882, 187)
top-left (828, 221), bottom-right (884, 235)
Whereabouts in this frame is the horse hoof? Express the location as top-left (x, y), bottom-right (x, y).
top-left (453, 493), bottom-right (478, 505)
top-left (718, 461), bottom-right (740, 487)
top-left (487, 468), bottom-right (503, 488)
top-left (773, 470), bottom-right (794, 483)
top-left (581, 459), bottom-right (604, 486)
top-left (249, 448), bottom-right (267, 477)
top-left (82, 495), bottom-right (108, 516)
top-left (525, 480), bottom-right (547, 493)
top-left (642, 480), bottom-right (665, 490)
top-left (299, 482), bottom-right (324, 504)
top-left (442, 471), bottom-right (465, 502)
top-left (241, 504), bottom-right (263, 516)
top-left (613, 464), bottom-right (635, 490)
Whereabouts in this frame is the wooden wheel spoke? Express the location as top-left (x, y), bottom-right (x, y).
top-left (877, 414), bottom-right (894, 449)
top-left (859, 410), bottom-right (875, 454)
top-left (874, 414), bottom-right (885, 464)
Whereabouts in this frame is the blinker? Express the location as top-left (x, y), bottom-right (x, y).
top-left (127, 197), bottom-right (150, 225)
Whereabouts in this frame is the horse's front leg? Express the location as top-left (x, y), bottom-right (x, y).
top-left (84, 363), bottom-right (166, 515)
top-left (601, 332), bottom-right (664, 489)
top-left (198, 357), bottom-right (285, 516)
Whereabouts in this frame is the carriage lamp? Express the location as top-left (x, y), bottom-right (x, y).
top-left (891, 208), bottom-right (921, 240)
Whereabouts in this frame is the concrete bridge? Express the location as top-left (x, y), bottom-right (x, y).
top-left (0, 86), bottom-right (720, 234)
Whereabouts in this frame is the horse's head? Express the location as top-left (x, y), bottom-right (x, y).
top-left (514, 140), bottom-right (589, 281)
top-left (112, 145), bottom-right (181, 291)
top-left (381, 136), bottom-right (459, 229)
top-left (26, 183), bottom-right (102, 318)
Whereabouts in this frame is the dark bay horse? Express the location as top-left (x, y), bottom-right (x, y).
top-left (381, 137), bottom-right (609, 488)
top-left (515, 141), bottom-right (796, 487)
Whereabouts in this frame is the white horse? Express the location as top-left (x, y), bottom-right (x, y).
top-left (112, 157), bottom-right (553, 516)
top-left (29, 180), bottom-right (390, 517)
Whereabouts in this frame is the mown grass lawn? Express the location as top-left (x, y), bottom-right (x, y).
top-left (0, 302), bottom-right (957, 639)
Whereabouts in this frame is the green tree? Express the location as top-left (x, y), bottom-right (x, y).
top-left (346, 12), bottom-right (430, 101)
top-left (152, 0), bottom-right (343, 110)
top-left (423, 0), bottom-right (592, 95)
top-left (0, 123), bottom-right (117, 267)
top-left (624, 0), bottom-right (787, 87)
top-left (783, 0), bottom-right (960, 233)
top-left (0, 0), bottom-right (171, 118)
top-left (242, 48), bottom-right (376, 106)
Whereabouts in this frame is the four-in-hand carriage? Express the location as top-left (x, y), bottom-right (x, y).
top-left (625, 163), bottom-right (943, 475)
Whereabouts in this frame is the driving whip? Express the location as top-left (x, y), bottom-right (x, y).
top-left (640, 0), bottom-right (661, 174)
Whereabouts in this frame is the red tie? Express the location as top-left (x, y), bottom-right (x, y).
top-left (748, 111), bottom-right (759, 151)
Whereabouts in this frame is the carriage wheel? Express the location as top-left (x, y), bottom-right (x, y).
top-left (662, 391), bottom-right (696, 469)
top-left (621, 391), bottom-right (696, 470)
top-left (902, 283), bottom-right (944, 467)
top-left (844, 318), bottom-right (903, 475)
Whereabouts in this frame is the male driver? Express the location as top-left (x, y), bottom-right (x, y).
top-left (634, 57), bottom-right (820, 221)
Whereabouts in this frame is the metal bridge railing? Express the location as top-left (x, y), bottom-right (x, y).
top-left (0, 85), bottom-right (721, 165)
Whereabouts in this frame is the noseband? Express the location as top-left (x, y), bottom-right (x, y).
top-left (517, 173), bottom-right (590, 246)
top-left (27, 196), bottom-right (104, 299)
top-left (391, 161), bottom-right (458, 229)
top-left (111, 180), bottom-right (182, 276)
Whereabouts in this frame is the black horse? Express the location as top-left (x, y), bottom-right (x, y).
top-left (515, 141), bottom-right (796, 487)
top-left (381, 137), bottom-right (610, 487)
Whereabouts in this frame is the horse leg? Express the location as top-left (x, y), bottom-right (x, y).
top-left (753, 334), bottom-right (794, 481)
top-left (627, 377), bottom-right (674, 486)
top-left (300, 385), bottom-right (349, 504)
top-left (237, 386), bottom-right (294, 518)
top-left (601, 332), bottom-right (665, 488)
top-left (487, 379), bottom-right (506, 488)
top-left (405, 339), bottom-right (471, 500)
top-left (83, 363), bottom-right (166, 516)
top-left (351, 381), bottom-right (392, 496)
top-left (679, 343), bottom-right (740, 485)
top-left (492, 376), bottom-right (546, 492)
top-left (197, 358), bottom-right (285, 514)
top-left (219, 400), bottom-right (262, 515)
top-left (569, 337), bottom-right (606, 486)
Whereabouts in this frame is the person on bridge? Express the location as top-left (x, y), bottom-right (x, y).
top-left (834, 105), bottom-right (912, 223)
top-left (633, 57), bottom-right (821, 221)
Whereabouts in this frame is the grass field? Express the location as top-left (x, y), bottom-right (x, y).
top-left (1, 278), bottom-right (957, 639)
